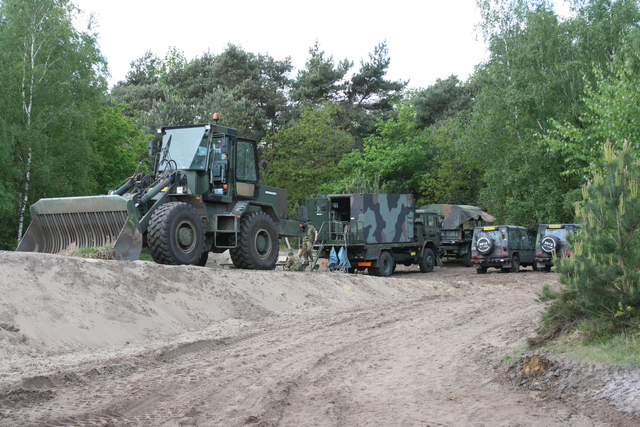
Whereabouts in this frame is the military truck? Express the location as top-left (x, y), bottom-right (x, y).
top-left (535, 223), bottom-right (580, 272)
top-left (422, 204), bottom-right (496, 267)
top-left (305, 193), bottom-right (441, 277)
top-left (17, 118), bottom-right (305, 269)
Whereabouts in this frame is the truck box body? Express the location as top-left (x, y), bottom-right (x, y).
top-left (305, 193), bottom-right (439, 276)
top-left (307, 193), bottom-right (415, 245)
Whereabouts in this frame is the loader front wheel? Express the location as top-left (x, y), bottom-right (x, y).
top-left (148, 202), bottom-right (205, 265)
top-left (230, 211), bottom-right (279, 270)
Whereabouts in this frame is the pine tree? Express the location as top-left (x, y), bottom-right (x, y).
top-left (556, 141), bottom-right (640, 332)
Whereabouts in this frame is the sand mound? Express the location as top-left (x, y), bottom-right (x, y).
top-left (0, 251), bottom-right (436, 363)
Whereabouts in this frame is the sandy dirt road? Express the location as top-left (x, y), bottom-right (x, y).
top-left (0, 252), bottom-right (637, 426)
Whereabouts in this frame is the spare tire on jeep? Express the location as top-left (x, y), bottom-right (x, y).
top-left (476, 236), bottom-right (494, 255)
top-left (540, 235), bottom-right (560, 254)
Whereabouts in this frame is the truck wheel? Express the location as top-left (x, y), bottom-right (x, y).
top-left (148, 202), bottom-right (205, 265)
top-left (420, 248), bottom-right (436, 273)
top-left (230, 211), bottom-right (278, 270)
top-left (462, 250), bottom-right (472, 267)
top-left (378, 251), bottom-right (394, 277)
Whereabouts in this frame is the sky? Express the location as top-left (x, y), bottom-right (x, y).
top-left (72, 0), bottom-right (490, 90)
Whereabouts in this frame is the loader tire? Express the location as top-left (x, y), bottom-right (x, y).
top-left (148, 202), bottom-right (205, 265)
top-left (230, 211), bottom-right (278, 270)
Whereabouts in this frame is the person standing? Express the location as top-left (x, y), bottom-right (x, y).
top-left (298, 221), bottom-right (318, 264)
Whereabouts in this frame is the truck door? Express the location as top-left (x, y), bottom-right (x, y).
top-left (235, 139), bottom-right (258, 198)
top-left (309, 198), bottom-right (330, 239)
top-left (424, 213), bottom-right (439, 243)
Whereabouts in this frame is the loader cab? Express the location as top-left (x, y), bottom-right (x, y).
top-left (157, 124), bottom-right (259, 199)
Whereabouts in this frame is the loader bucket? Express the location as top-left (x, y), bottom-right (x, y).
top-left (16, 195), bottom-right (143, 260)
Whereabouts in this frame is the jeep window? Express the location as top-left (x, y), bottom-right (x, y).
top-left (474, 229), bottom-right (502, 243)
top-left (539, 228), bottom-right (567, 239)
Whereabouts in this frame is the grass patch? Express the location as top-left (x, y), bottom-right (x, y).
top-left (139, 248), bottom-right (154, 262)
top-left (536, 284), bottom-right (558, 303)
top-left (548, 330), bottom-right (640, 367)
top-left (504, 342), bottom-right (530, 361)
top-left (74, 246), bottom-right (115, 260)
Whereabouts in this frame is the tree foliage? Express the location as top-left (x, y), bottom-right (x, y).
top-left (545, 36), bottom-right (640, 179)
top-left (465, 0), bottom-right (639, 225)
top-left (262, 104), bottom-right (354, 209)
top-left (334, 104), bottom-right (433, 197)
top-left (412, 75), bottom-right (472, 129)
top-left (91, 104), bottom-right (149, 194)
top-left (0, 0), bottom-right (108, 246)
top-left (111, 45), bottom-right (293, 141)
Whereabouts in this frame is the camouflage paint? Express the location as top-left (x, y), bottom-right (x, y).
top-left (357, 194), bottom-right (414, 243)
top-left (302, 193), bottom-right (414, 244)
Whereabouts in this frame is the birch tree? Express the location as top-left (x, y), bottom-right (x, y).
top-left (0, 0), bottom-right (107, 245)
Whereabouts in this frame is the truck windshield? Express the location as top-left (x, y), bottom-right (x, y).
top-left (159, 126), bottom-right (209, 171)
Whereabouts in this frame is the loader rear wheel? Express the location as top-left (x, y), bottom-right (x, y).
top-left (148, 202), bottom-right (205, 265)
top-left (230, 211), bottom-right (278, 270)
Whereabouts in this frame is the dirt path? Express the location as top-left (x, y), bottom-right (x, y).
top-left (0, 253), bottom-right (637, 426)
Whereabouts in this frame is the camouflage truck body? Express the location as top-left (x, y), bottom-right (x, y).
top-left (306, 193), bottom-right (441, 276)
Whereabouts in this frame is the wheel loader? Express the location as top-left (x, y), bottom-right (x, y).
top-left (16, 118), bottom-right (306, 269)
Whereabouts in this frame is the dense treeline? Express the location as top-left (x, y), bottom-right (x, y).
top-left (1, 0), bottom-right (639, 241)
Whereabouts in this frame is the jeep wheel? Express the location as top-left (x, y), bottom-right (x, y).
top-left (476, 236), bottom-right (494, 255)
top-left (511, 256), bottom-right (520, 273)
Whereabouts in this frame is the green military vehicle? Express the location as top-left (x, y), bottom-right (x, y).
top-left (305, 193), bottom-right (442, 277)
top-left (422, 204), bottom-right (496, 267)
top-left (471, 225), bottom-right (536, 273)
top-left (535, 223), bottom-right (580, 272)
top-left (17, 118), bottom-right (305, 269)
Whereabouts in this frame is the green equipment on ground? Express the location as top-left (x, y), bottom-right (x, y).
top-left (17, 118), bottom-right (305, 269)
